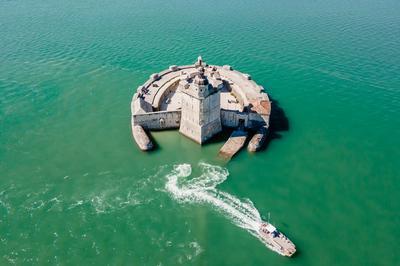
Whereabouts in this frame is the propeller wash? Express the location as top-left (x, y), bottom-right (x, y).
top-left (165, 163), bottom-right (296, 257)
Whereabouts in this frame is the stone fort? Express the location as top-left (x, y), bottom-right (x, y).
top-left (131, 57), bottom-right (271, 157)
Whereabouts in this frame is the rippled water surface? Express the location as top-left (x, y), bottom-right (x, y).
top-left (1, 0), bottom-right (400, 265)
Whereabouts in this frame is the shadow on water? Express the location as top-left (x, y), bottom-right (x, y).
top-left (205, 127), bottom-right (234, 145)
top-left (290, 249), bottom-right (301, 259)
top-left (145, 129), bottom-right (160, 151)
top-left (261, 97), bottom-right (289, 151)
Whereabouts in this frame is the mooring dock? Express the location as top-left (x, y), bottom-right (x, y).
top-left (132, 125), bottom-right (153, 151)
top-left (218, 130), bottom-right (248, 159)
top-left (248, 126), bottom-right (268, 152)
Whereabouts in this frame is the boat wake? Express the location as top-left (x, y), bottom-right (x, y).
top-left (165, 163), bottom-right (263, 240)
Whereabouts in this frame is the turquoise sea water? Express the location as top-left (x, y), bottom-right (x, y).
top-left (1, 0), bottom-right (400, 265)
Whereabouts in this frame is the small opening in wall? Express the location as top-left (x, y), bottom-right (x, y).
top-left (238, 119), bottom-right (245, 129)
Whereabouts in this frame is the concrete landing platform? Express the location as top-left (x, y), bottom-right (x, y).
top-left (132, 125), bottom-right (153, 151)
top-left (218, 130), bottom-right (248, 159)
top-left (248, 126), bottom-right (268, 152)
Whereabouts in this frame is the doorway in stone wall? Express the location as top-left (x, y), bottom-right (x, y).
top-left (238, 119), bottom-right (245, 130)
top-left (160, 118), bottom-right (165, 128)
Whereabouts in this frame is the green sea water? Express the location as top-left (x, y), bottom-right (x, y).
top-left (1, 0), bottom-right (400, 265)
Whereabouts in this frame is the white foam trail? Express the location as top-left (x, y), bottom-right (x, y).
top-left (165, 163), bottom-right (262, 237)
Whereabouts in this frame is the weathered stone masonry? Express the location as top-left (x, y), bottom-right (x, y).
top-left (131, 56), bottom-right (271, 156)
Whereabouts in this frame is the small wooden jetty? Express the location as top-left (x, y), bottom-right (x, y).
top-left (218, 130), bottom-right (248, 159)
top-left (132, 125), bottom-right (153, 151)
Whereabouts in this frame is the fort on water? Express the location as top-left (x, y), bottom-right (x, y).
top-left (131, 56), bottom-right (271, 158)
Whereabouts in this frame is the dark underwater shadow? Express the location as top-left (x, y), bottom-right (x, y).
top-left (204, 127), bottom-right (234, 145)
top-left (290, 248), bottom-right (301, 259)
top-left (260, 97), bottom-right (289, 151)
top-left (145, 129), bottom-right (160, 151)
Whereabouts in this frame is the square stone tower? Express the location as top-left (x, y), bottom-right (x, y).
top-left (179, 65), bottom-right (222, 144)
